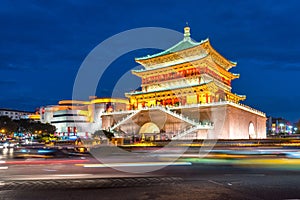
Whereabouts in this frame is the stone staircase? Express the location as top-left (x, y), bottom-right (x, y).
top-left (109, 110), bottom-right (141, 130)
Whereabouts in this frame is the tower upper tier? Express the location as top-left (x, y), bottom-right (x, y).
top-left (135, 26), bottom-right (236, 71)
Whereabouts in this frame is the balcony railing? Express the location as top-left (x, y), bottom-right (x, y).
top-left (101, 101), bottom-right (265, 118)
top-left (102, 100), bottom-right (265, 132)
top-left (170, 101), bottom-right (265, 117)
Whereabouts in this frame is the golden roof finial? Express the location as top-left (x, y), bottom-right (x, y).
top-left (184, 22), bottom-right (190, 39)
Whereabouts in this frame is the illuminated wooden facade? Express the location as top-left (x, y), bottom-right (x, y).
top-left (126, 26), bottom-right (245, 109)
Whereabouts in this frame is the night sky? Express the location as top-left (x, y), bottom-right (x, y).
top-left (1, 0), bottom-right (300, 122)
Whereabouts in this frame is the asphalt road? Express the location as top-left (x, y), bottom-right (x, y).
top-left (1, 146), bottom-right (300, 200)
top-left (1, 165), bottom-right (300, 200)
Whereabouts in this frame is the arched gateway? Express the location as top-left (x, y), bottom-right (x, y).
top-left (139, 122), bottom-right (160, 134)
top-left (249, 122), bottom-right (256, 139)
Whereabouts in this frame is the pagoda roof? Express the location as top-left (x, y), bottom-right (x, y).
top-left (134, 26), bottom-right (237, 71)
top-left (132, 55), bottom-right (239, 81)
top-left (132, 54), bottom-right (208, 75)
top-left (135, 38), bottom-right (207, 61)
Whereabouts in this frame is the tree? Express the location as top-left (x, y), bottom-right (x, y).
top-left (0, 117), bottom-right (56, 136)
top-left (17, 119), bottom-right (56, 134)
top-left (0, 116), bottom-right (18, 135)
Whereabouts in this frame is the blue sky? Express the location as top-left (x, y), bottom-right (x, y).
top-left (0, 0), bottom-right (300, 122)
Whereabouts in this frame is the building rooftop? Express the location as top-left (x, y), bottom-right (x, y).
top-left (135, 26), bottom-right (207, 61)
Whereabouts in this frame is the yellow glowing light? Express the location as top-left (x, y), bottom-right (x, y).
top-left (78, 110), bottom-right (89, 116)
top-left (91, 98), bottom-right (129, 104)
top-left (58, 100), bottom-right (90, 105)
top-left (28, 115), bottom-right (40, 120)
top-left (57, 98), bottom-right (129, 108)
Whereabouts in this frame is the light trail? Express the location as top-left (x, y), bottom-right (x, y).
top-left (0, 166), bottom-right (8, 170)
top-left (3, 159), bottom-right (89, 165)
top-left (78, 161), bottom-right (192, 168)
top-left (181, 157), bottom-right (300, 170)
top-left (53, 174), bottom-right (92, 177)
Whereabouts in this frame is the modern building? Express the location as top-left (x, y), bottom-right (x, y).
top-left (40, 97), bottom-right (128, 138)
top-left (267, 116), bottom-right (295, 135)
top-left (101, 26), bottom-right (266, 139)
top-left (0, 108), bottom-right (35, 120)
